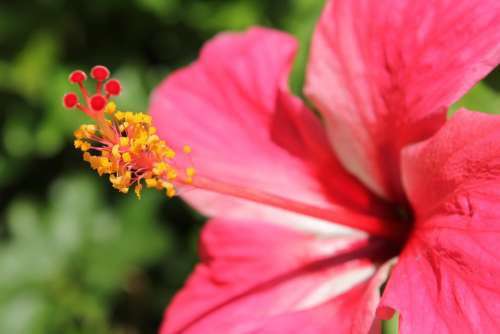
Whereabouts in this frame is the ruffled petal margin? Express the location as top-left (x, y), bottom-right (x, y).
top-left (380, 110), bottom-right (500, 333)
top-left (306, 0), bottom-right (500, 200)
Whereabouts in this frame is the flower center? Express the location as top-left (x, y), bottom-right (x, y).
top-left (64, 65), bottom-right (196, 199)
top-left (388, 201), bottom-right (414, 252)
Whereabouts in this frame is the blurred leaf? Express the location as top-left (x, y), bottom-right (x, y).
top-left (134, 0), bottom-right (178, 16)
top-left (284, 0), bottom-right (323, 94)
top-left (0, 293), bottom-right (48, 334)
top-left (2, 109), bottom-right (35, 158)
top-left (0, 173), bottom-right (168, 332)
top-left (34, 121), bottom-right (65, 157)
top-left (11, 32), bottom-right (59, 100)
top-left (6, 197), bottom-right (40, 240)
top-left (115, 65), bottom-right (150, 111)
top-left (0, 60), bottom-right (9, 88)
top-left (0, 154), bottom-right (13, 185)
top-left (188, 1), bottom-right (261, 31)
top-left (450, 81), bottom-right (500, 116)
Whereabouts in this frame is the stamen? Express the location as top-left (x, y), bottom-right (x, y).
top-left (64, 66), bottom-right (400, 241)
top-left (192, 176), bottom-right (405, 241)
top-left (65, 65), bottom-right (196, 200)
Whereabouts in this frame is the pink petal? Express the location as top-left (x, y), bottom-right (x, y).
top-left (306, 0), bottom-right (500, 200)
top-left (251, 272), bottom-right (389, 334)
top-left (149, 27), bottom-right (386, 229)
top-left (379, 109), bottom-right (500, 333)
top-left (160, 219), bottom-right (393, 334)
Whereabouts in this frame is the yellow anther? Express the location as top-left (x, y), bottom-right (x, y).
top-left (186, 167), bottom-right (196, 177)
top-left (112, 144), bottom-right (121, 158)
top-left (135, 183), bottom-right (142, 199)
top-left (120, 137), bottom-right (129, 147)
top-left (115, 112), bottom-right (125, 121)
top-left (147, 135), bottom-right (160, 144)
top-left (122, 152), bottom-right (131, 163)
top-left (105, 102), bottom-right (116, 114)
top-left (74, 130), bottom-right (84, 139)
top-left (145, 178), bottom-right (158, 188)
top-left (164, 183), bottom-right (176, 198)
top-left (100, 157), bottom-right (111, 168)
top-left (167, 169), bottom-right (177, 180)
top-left (110, 174), bottom-right (122, 185)
top-left (166, 149), bottom-right (176, 159)
top-left (153, 162), bottom-right (167, 175)
top-left (80, 142), bottom-right (91, 151)
top-left (74, 139), bottom-right (88, 150)
top-left (73, 98), bottom-right (194, 200)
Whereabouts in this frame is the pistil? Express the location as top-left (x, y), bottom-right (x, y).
top-left (191, 176), bottom-right (407, 241)
top-left (64, 66), bottom-right (408, 243)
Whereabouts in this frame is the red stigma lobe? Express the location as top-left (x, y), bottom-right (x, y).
top-left (63, 92), bottom-right (79, 108)
top-left (105, 79), bottom-right (121, 96)
top-left (91, 65), bottom-right (110, 81)
top-left (69, 70), bottom-right (87, 83)
top-left (90, 95), bottom-right (107, 111)
top-left (62, 65), bottom-right (122, 119)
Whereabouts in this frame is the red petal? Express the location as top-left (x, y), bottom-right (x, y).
top-left (380, 110), bottom-right (500, 333)
top-left (149, 27), bottom-right (386, 229)
top-left (306, 0), bottom-right (500, 200)
top-left (160, 219), bottom-right (392, 334)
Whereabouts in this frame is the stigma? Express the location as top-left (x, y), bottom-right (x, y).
top-left (64, 65), bottom-right (195, 199)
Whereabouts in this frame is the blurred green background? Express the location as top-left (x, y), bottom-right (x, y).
top-left (0, 0), bottom-right (498, 333)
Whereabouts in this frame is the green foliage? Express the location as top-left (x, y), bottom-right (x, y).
top-left (450, 80), bottom-right (500, 116)
top-left (0, 174), bottom-right (168, 333)
top-left (0, 0), bottom-right (498, 333)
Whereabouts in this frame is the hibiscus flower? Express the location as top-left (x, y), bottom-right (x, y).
top-left (148, 1), bottom-right (500, 333)
top-left (64, 0), bottom-right (500, 333)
